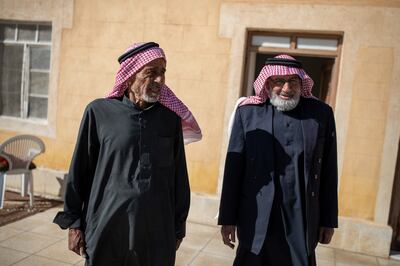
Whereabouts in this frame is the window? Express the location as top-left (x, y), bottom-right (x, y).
top-left (0, 21), bottom-right (52, 120)
top-left (243, 30), bottom-right (343, 108)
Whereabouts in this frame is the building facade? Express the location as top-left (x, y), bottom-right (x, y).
top-left (1, 0), bottom-right (399, 257)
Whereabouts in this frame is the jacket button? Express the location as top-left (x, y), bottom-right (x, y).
top-left (314, 174), bottom-right (318, 179)
top-left (311, 191), bottom-right (315, 197)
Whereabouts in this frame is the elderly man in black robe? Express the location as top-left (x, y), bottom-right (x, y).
top-left (218, 55), bottom-right (338, 266)
top-left (53, 42), bottom-right (202, 266)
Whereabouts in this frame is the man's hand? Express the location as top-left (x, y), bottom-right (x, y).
top-left (221, 225), bottom-right (236, 249)
top-left (318, 227), bottom-right (334, 244)
top-left (176, 238), bottom-right (183, 251)
top-left (68, 228), bottom-right (87, 258)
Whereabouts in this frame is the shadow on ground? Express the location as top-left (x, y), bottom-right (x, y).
top-left (0, 190), bottom-right (62, 226)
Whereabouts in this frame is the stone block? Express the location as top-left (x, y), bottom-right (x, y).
top-left (143, 24), bottom-right (184, 52)
top-left (347, 118), bottom-right (385, 140)
top-left (344, 135), bottom-right (384, 157)
top-left (341, 153), bottom-right (381, 179)
top-left (182, 25), bottom-right (230, 54)
top-left (188, 161), bottom-right (219, 194)
top-left (4, 168), bottom-right (66, 199)
top-left (207, 0), bottom-right (223, 26)
top-left (350, 99), bottom-right (388, 120)
top-left (328, 217), bottom-right (392, 258)
top-left (166, 0), bottom-right (209, 25)
top-left (90, 0), bottom-right (143, 23)
top-left (187, 193), bottom-right (220, 226)
top-left (357, 47), bottom-right (394, 65)
top-left (140, 0), bottom-right (167, 24)
top-left (352, 82), bottom-right (388, 101)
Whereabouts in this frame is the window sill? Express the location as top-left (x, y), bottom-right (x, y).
top-left (0, 116), bottom-right (55, 138)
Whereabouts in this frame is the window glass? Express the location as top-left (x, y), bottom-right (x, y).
top-left (29, 72), bottom-right (49, 95)
top-left (0, 21), bottom-right (51, 120)
top-left (0, 44), bottom-right (23, 117)
top-left (30, 46), bottom-right (50, 70)
top-left (0, 24), bottom-right (16, 41)
top-left (38, 25), bottom-right (51, 42)
top-left (252, 35), bottom-right (291, 48)
top-left (297, 38), bottom-right (338, 51)
top-left (17, 24), bottom-right (36, 41)
top-left (28, 96), bottom-right (47, 118)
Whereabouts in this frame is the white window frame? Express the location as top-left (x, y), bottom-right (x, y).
top-left (1, 22), bottom-right (52, 121)
top-left (0, 0), bottom-right (73, 138)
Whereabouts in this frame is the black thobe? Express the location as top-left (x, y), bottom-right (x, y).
top-left (233, 104), bottom-right (309, 266)
top-left (271, 106), bottom-right (308, 265)
top-left (54, 96), bottom-right (190, 266)
top-left (219, 98), bottom-right (338, 266)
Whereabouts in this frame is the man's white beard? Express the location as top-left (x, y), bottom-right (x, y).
top-left (142, 93), bottom-right (159, 103)
top-left (270, 90), bottom-right (300, 111)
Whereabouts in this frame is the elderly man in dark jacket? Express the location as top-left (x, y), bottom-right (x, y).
top-left (218, 54), bottom-right (338, 266)
top-left (53, 42), bottom-right (202, 266)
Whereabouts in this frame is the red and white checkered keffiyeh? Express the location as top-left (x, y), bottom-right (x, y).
top-left (106, 43), bottom-right (202, 144)
top-left (238, 54), bottom-right (314, 106)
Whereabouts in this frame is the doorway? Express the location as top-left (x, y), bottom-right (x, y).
top-left (251, 53), bottom-right (335, 105)
top-left (389, 140), bottom-right (400, 251)
top-left (241, 30), bottom-right (343, 109)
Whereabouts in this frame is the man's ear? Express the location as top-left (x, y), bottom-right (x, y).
top-left (126, 76), bottom-right (137, 90)
top-left (265, 80), bottom-right (272, 95)
top-left (128, 75), bottom-right (135, 85)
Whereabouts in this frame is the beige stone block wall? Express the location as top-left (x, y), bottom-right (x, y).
top-left (329, 217), bottom-right (392, 257)
top-left (187, 193), bottom-right (220, 226)
top-left (0, 0), bottom-right (75, 171)
top-left (38, 0), bottom-right (230, 194)
top-left (339, 47), bottom-right (394, 220)
top-left (1, 0), bottom-right (399, 257)
top-left (218, 1), bottom-right (400, 256)
top-left (5, 168), bottom-right (67, 199)
top-left (223, 0), bottom-right (400, 7)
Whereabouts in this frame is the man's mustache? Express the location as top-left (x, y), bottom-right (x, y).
top-left (148, 83), bottom-right (161, 91)
top-left (279, 92), bottom-right (294, 97)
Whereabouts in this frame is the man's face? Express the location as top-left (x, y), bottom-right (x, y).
top-left (129, 58), bottom-right (166, 103)
top-left (268, 74), bottom-right (301, 111)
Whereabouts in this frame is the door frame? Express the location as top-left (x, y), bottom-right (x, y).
top-left (241, 29), bottom-right (343, 109)
top-left (389, 140), bottom-right (400, 251)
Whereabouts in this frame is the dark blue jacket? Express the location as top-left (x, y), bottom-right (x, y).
top-left (218, 97), bottom-right (338, 255)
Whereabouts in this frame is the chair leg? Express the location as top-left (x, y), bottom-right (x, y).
top-left (0, 173), bottom-right (6, 209)
top-left (28, 172), bottom-right (34, 208)
top-left (21, 174), bottom-right (28, 197)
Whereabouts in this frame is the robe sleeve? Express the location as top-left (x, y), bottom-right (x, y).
top-left (53, 105), bottom-right (99, 229)
top-left (218, 108), bottom-right (246, 225)
top-left (174, 119), bottom-right (190, 239)
top-left (319, 107), bottom-right (338, 228)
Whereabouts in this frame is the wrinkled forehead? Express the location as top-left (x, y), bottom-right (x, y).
top-left (145, 58), bottom-right (166, 67)
top-left (137, 58), bottom-right (166, 73)
top-left (269, 74), bottom-right (300, 80)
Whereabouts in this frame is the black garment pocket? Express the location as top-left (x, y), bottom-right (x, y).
top-left (157, 136), bottom-right (174, 167)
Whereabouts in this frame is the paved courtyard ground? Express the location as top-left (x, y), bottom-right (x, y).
top-left (0, 207), bottom-right (400, 265)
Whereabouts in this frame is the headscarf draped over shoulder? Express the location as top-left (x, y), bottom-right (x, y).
top-left (106, 42), bottom-right (202, 144)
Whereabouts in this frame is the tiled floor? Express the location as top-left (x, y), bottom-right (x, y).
top-left (0, 207), bottom-right (400, 266)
